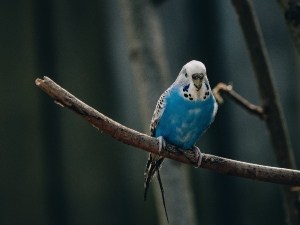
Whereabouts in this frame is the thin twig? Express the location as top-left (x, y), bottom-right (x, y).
top-left (35, 76), bottom-right (300, 187)
top-left (212, 82), bottom-right (266, 119)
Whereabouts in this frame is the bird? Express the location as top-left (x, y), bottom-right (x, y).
top-left (144, 60), bottom-right (218, 222)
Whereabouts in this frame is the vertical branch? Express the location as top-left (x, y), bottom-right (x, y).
top-left (119, 1), bottom-right (198, 225)
top-left (278, 0), bottom-right (300, 55)
top-left (231, 0), bottom-right (299, 224)
top-left (231, 0), bottom-right (296, 173)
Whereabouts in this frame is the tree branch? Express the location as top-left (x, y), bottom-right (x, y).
top-left (212, 82), bottom-right (266, 120)
top-left (35, 76), bottom-right (300, 186)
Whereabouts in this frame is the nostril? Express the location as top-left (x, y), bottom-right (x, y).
top-left (192, 73), bottom-right (204, 80)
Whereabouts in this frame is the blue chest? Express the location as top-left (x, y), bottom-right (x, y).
top-left (154, 89), bottom-right (216, 149)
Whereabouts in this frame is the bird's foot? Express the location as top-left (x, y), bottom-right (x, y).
top-left (182, 146), bottom-right (202, 168)
top-left (157, 136), bottom-right (166, 154)
top-left (193, 146), bottom-right (202, 167)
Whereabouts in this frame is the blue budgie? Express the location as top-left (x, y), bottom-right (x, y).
top-left (144, 60), bottom-right (218, 222)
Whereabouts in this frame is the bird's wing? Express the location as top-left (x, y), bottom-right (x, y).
top-left (150, 88), bottom-right (170, 136)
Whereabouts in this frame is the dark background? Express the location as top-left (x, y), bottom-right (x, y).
top-left (0, 0), bottom-right (299, 224)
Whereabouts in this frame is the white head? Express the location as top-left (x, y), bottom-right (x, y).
top-left (174, 60), bottom-right (212, 101)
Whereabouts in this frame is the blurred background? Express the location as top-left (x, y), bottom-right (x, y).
top-left (0, 0), bottom-right (299, 224)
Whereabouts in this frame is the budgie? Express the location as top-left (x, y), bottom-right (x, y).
top-left (144, 60), bottom-right (218, 222)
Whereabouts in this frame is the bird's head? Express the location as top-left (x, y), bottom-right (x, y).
top-left (176, 60), bottom-right (207, 90)
top-left (175, 60), bottom-right (211, 100)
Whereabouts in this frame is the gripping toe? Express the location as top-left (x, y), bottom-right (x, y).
top-left (157, 136), bottom-right (166, 154)
top-left (192, 146), bottom-right (202, 167)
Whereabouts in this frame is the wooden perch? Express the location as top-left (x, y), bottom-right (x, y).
top-left (35, 76), bottom-right (300, 186)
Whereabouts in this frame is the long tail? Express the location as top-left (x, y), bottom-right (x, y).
top-left (144, 153), bottom-right (169, 222)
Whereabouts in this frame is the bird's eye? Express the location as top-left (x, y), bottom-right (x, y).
top-left (185, 73), bottom-right (188, 78)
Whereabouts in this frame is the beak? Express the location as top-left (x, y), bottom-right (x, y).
top-left (192, 73), bottom-right (204, 90)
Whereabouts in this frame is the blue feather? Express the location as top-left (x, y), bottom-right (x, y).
top-left (154, 87), bottom-right (216, 149)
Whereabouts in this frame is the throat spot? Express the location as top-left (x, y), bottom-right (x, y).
top-left (183, 92), bottom-right (194, 101)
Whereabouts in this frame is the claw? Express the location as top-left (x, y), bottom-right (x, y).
top-left (193, 146), bottom-right (202, 167)
top-left (157, 136), bottom-right (166, 154)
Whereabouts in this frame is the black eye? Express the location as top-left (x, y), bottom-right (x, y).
top-left (185, 73), bottom-right (188, 78)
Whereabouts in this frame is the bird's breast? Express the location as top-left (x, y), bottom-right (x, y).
top-left (155, 90), bottom-right (216, 149)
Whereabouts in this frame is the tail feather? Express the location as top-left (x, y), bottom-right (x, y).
top-left (156, 167), bottom-right (169, 223)
top-left (144, 153), bottom-right (169, 222)
top-left (144, 154), bottom-right (164, 200)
